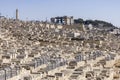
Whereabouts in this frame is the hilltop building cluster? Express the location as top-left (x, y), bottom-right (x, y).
top-left (51, 16), bottom-right (74, 25)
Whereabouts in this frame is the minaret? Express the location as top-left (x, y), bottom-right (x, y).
top-left (16, 9), bottom-right (18, 20)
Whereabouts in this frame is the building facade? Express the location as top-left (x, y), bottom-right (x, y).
top-left (51, 16), bottom-right (74, 25)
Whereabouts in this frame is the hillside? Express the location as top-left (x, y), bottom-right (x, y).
top-left (74, 18), bottom-right (117, 30)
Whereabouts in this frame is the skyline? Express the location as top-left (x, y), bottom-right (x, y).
top-left (0, 0), bottom-right (120, 27)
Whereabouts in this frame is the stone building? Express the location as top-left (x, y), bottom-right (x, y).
top-left (51, 16), bottom-right (74, 25)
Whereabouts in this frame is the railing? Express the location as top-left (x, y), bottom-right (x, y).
top-left (0, 66), bottom-right (20, 80)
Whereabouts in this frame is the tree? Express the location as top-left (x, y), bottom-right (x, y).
top-left (74, 18), bottom-right (84, 24)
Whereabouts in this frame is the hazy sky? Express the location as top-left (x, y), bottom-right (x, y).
top-left (0, 0), bottom-right (120, 27)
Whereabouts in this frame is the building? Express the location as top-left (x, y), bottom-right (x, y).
top-left (16, 9), bottom-right (18, 20)
top-left (51, 16), bottom-right (74, 25)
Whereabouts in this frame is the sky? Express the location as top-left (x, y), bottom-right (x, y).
top-left (0, 0), bottom-right (120, 27)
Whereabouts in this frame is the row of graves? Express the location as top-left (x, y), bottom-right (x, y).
top-left (39, 50), bottom-right (120, 80)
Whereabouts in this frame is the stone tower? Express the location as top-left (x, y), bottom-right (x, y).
top-left (16, 9), bottom-right (18, 20)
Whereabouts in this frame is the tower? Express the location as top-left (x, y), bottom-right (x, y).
top-left (16, 9), bottom-right (18, 20)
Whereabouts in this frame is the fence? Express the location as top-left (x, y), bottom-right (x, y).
top-left (0, 66), bottom-right (20, 80)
